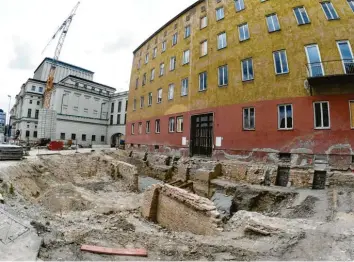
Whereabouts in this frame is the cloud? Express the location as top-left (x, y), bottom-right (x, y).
top-left (8, 36), bottom-right (34, 70)
top-left (102, 35), bottom-right (135, 54)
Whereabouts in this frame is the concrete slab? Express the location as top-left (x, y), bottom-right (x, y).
top-left (0, 208), bottom-right (42, 261)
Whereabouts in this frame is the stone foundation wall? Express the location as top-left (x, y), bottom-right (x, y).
top-left (110, 160), bottom-right (138, 191)
top-left (142, 184), bottom-right (222, 235)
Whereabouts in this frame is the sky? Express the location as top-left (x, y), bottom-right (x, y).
top-left (0, 0), bottom-right (194, 119)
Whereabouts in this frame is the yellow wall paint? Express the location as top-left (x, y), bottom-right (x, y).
top-left (127, 0), bottom-right (354, 122)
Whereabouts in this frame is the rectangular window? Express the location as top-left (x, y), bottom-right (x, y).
top-left (148, 92), bottom-right (153, 106)
top-left (133, 98), bottom-right (137, 110)
top-left (146, 121), bottom-right (151, 133)
top-left (218, 65), bottom-right (229, 86)
top-left (135, 78), bottom-right (139, 89)
top-left (348, 0), bottom-right (354, 12)
top-left (199, 71), bottom-right (208, 91)
top-left (60, 133), bottom-right (65, 140)
top-left (31, 86), bottom-right (36, 91)
top-left (184, 25), bottom-right (191, 38)
top-left (321, 2), bottom-right (339, 20)
top-left (125, 101), bottom-right (128, 112)
top-left (131, 123), bottom-right (135, 134)
top-left (37, 101), bottom-right (40, 105)
top-left (159, 63), bottom-right (165, 76)
top-left (183, 50), bottom-right (190, 65)
top-left (238, 23), bottom-right (250, 41)
top-left (101, 136), bottom-right (105, 142)
top-left (71, 133), bottom-right (76, 140)
top-left (27, 109), bottom-right (32, 118)
top-left (142, 73), bottom-right (146, 86)
top-left (293, 6), bottom-right (310, 25)
top-left (35, 110), bottom-right (39, 119)
top-left (278, 104), bottom-right (293, 130)
top-left (273, 50), bottom-right (289, 74)
top-left (168, 84), bottom-right (174, 100)
top-left (216, 7), bottom-right (225, 21)
top-left (138, 122), bottom-right (142, 134)
top-left (314, 101), bottom-right (330, 129)
top-left (200, 40), bottom-right (208, 56)
top-left (149, 68), bottom-right (155, 81)
top-left (181, 78), bottom-right (188, 96)
top-left (33, 131), bottom-right (37, 138)
top-left (30, 100), bottom-right (33, 104)
top-left (162, 41), bottom-right (167, 52)
top-left (172, 33), bottom-right (178, 46)
top-left (337, 40), bottom-right (354, 74)
top-left (26, 130), bottom-right (30, 137)
top-left (157, 88), bottom-right (163, 103)
top-left (124, 113), bottom-right (127, 124)
top-left (242, 58), bottom-right (254, 81)
top-left (170, 56), bottom-right (176, 71)
top-left (169, 117), bottom-right (175, 133)
top-left (118, 101), bottom-right (122, 112)
top-left (140, 96), bottom-right (144, 108)
top-left (110, 115), bottom-right (114, 125)
top-left (200, 16), bottom-right (208, 29)
top-left (117, 114), bottom-right (121, 124)
top-left (111, 103), bottom-right (115, 113)
top-left (82, 134), bottom-right (87, 141)
top-left (137, 59), bottom-right (141, 69)
top-left (145, 53), bottom-right (149, 64)
top-left (155, 119), bottom-right (161, 133)
top-left (305, 44), bottom-right (324, 77)
top-left (243, 107), bottom-right (255, 130)
top-left (234, 0), bottom-right (245, 12)
top-left (39, 87), bottom-right (43, 92)
top-left (266, 14), bottom-right (280, 32)
top-left (176, 116), bottom-right (184, 132)
top-left (153, 47), bottom-right (157, 58)
top-left (217, 32), bottom-right (227, 49)
top-left (92, 135), bottom-right (96, 142)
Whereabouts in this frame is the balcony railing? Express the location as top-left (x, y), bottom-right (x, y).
top-left (306, 59), bottom-right (354, 78)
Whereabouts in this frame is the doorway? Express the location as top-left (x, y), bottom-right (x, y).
top-left (190, 113), bottom-right (213, 157)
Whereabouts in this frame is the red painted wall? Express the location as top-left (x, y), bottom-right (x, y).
top-left (126, 94), bottom-right (354, 154)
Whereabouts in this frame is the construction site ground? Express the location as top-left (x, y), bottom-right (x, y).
top-left (1, 149), bottom-right (354, 260)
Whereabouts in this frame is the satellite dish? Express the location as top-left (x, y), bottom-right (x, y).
top-left (304, 80), bottom-right (310, 90)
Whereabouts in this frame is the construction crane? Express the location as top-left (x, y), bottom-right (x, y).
top-left (42, 2), bottom-right (80, 109)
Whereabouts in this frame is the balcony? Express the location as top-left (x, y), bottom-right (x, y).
top-left (306, 60), bottom-right (354, 89)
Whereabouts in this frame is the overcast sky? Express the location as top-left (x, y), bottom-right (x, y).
top-left (0, 0), bottom-right (193, 117)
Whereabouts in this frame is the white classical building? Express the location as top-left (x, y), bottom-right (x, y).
top-left (10, 58), bottom-right (128, 147)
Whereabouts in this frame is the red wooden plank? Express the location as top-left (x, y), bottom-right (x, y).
top-left (80, 245), bottom-right (148, 257)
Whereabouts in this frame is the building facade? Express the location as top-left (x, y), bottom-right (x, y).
top-left (11, 58), bottom-right (128, 146)
top-left (126, 0), bottom-right (354, 162)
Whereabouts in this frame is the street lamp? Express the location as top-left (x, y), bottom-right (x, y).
top-left (7, 95), bottom-right (11, 139)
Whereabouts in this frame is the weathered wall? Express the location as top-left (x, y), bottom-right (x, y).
top-left (142, 184), bottom-right (221, 235)
top-left (110, 160), bottom-right (138, 191)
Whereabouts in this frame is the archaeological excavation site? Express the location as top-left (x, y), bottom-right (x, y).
top-left (1, 149), bottom-right (354, 261)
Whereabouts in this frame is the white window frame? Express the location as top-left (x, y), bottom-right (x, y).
top-left (216, 7), bottom-right (225, 21)
top-left (181, 78), bottom-right (188, 96)
top-left (243, 107), bottom-right (255, 130)
top-left (200, 40), bottom-right (208, 56)
top-left (148, 92), bottom-right (153, 106)
top-left (168, 84), bottom-right (174, 100)
top-left (155, 119), bottom-right (161, 133)
top-left (293, 6), bottom-right (310, 25)
top-left (140, 96), bottom-right (144, 109)
top-left (157, 88), bottom-right (162, 103)
top-left (218, 65), bottom-right (228, 86)
top-left (153, 47), bottom-right (157, 58)
top-left (138, 122), bottom-right (142, 134)
top-left (278, 104), bottom-right (294, 130)
top-left (170, 56), bottom-right (176, 71)
top-left (238, 23), bottom-right (249, 41)
top-left (336, 40), bottom-right (354, 74)
top-left (176, 116), bottom-right (184, 133)
top-left (159, 63), bottom-right (165, 76)
top-left (133, 99), bottom-right (136, 111)
top-left (313, 101), bottom-right (331, 129)
top-left (321, 1), bottom-right (339, 20)
top-left (199, 72), bottom-right (207, 91)
top-left (146, 121), bottom-right (151, 133)
top-left (200, 16), bottom-right (208, 29)
top-left (184, 25), bottom-right (191, 38)
top-left (145, 53), bottom-right (149, 64)
top-left (348, 0), bottom-right (354, 12)
top-left (273, 50), bottom-right (289, 75)
top-left (150, 68), bottom-right (155, 81)
top-left (183, 50), bottom-right (190, 64)
top-left (234, 0), bottom-right (245, 12)
top-left (142, 73), bottom-right (146, 86)
top-left (131, 123), bottom-right (135, 135)
top-left (241, 58), bottom-right (254, 81)
top-left (266, 14), bottom-right (280, 32)
top-left (168, 117), bottom-right (175, 133)
top-left (217, 32), bottom-right (227, 49)
top-left (162, 41), bottom-right (166, 52)
top-left (172, 33), bottom-right (178, 46)
top-left (305, 44), bottom-right (324, 77)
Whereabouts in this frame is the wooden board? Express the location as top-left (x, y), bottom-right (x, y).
top-left (80, 245), bottom-right (148, 257)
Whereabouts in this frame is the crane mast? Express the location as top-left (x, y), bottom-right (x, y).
top-left (43, 2), bottom-right (80, 109)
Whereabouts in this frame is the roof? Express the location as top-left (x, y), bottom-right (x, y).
top-left (133, 0), bottom-right (204, 54)
top-left (60, 75), bottom-right (116, 91)
top-left (34, 57), bottom-right (95, 74)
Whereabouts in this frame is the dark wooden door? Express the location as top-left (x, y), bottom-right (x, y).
top-left (190, 113), bottom-right (213, 157)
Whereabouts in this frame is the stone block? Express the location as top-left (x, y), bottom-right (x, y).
top-left (141, 184), bottom-right (161, 221)
top-left (289, 169), bottom-right (313, 188)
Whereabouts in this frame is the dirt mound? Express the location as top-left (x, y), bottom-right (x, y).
top-left (286, 195), bottom-right (319, 219)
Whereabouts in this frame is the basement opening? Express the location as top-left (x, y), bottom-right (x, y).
top-left (312, 171), bottom-right (327, 190)
top-left (279, 153), bottom-right (291, 162)
top-left (276, 167), bottom-right (290, 187)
